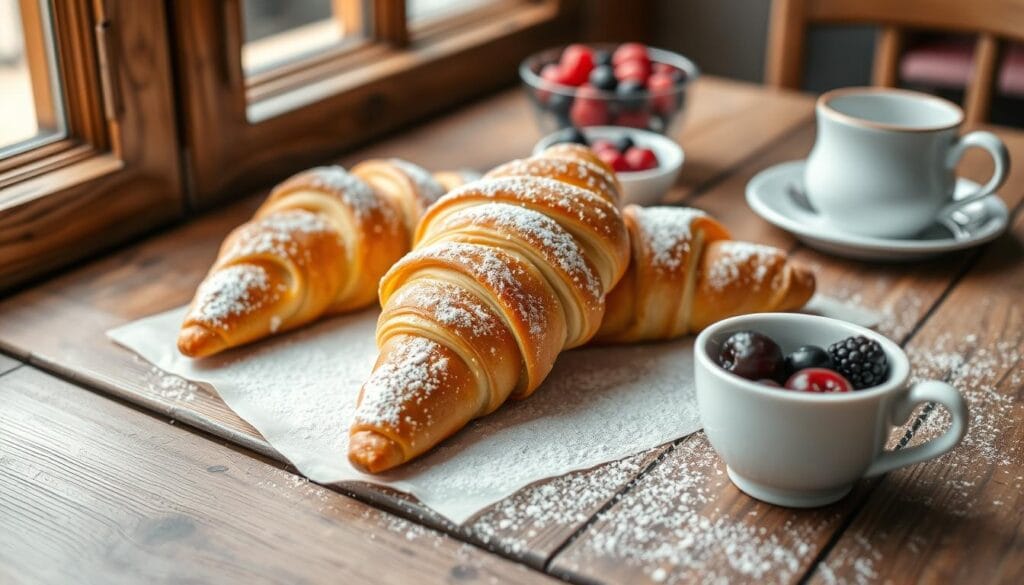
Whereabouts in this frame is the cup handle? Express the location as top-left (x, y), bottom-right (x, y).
top-left (865, 380), bottom-right (969, 477)
top-left (940, 131), bottom-right (1010, 217)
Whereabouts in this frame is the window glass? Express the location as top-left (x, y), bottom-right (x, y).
top-left (242, 0), bottom-right (365, 76)
top-left (0, 0), bottom-right (65, 156)
top-left (407, 0), bottom-right (499, 22)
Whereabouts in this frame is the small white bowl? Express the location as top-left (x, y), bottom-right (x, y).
top-left (695, 313), bottom-right (967, 508)
top-left (533, 126), bottom-right (683, 206)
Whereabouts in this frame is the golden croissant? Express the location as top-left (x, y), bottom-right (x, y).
top-left (596, 205), bottom-right (815, 343)
top-left (349, 145), bottom-right (815, 473)
top-left (349, 144), bottom-right (630, 473)
top-left (178, 159), bottom-right (445, 358)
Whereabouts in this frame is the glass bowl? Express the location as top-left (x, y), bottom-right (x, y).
top-left (519, 43), bottom-right (699, 136)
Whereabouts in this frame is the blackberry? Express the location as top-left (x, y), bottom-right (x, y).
top-left (827, 335), bottom-right (888, 389)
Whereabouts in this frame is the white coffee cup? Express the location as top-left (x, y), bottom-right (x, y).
top-left (805, 87), bottom-right (1009, 239)
top-left (694, 313), bottom-right (968, 508)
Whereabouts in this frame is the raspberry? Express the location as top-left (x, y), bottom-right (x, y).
top-left (827, 335), bottom-right (889, 389)
top-left (559, 44), bottom-right (595, 86)
top-left (569, 85), bottom-right (609, 127)
top-left (612, 43), bottom-right (649, 67)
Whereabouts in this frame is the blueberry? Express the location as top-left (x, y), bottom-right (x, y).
top-left (553, 127), bottom-right (589, 146)
top-left (593, 49), bottom-right (612, 67)
top-left (589, 65), bottom-right (618, 91)
top-left (612, 135), bottom-right (634, 152)
top-left (784, 345), bottom-right (832, 377)
top-left (616, 80), bottom-right (647, 111)
top-left (718, 331), bottom-right (786, 383)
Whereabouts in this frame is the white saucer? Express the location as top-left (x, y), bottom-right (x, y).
top-left (746, 160), bottom-right (1010, 261)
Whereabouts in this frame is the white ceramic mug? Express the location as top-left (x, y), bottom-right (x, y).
top-left (805, 87), bottom-right (1009, 239)
top-left (694, 313), bottom-right (968, 508)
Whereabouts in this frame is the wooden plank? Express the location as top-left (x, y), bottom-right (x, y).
top-left (0, 353), bottom-right (19, 376)
top-left (548, 125), bottom-right (1024, 584)
top-left (0, 79), bottom-right (815, 567)
top-left (0, 366), bottom-right (557, 585)
top-left (807, 212), bottom-right (1024, 585)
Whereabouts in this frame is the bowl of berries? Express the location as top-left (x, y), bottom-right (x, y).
top-left (694, 313), bottom-right (968, 508)
top-left (534, 126), bottom-right (683, 206)
top-left (520, 42), bottom-right (698, 136)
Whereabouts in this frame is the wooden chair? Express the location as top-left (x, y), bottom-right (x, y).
top-left (765, 0), bottom-right (1024, 124)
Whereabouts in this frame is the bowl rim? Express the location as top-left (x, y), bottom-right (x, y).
top-left (519, 43), bottom-right (700, 99)
top-left (533, 126), bottom-right (684, 180)
top-left (695, 313), bottom-right (910, 403)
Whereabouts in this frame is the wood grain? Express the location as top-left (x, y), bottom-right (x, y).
top-left (0, 366), bottom-right (557, 585)
top-left (807, 214), bottom-right (1024, 585)
top-left (548, 125), bottom-right (1024, 584)
top-left (0, 79), bottom-right (815, 568)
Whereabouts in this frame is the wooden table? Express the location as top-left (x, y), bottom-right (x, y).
top-left (1, 77), bottom-right (1021, 584)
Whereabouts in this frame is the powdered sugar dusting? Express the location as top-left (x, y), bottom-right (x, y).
top-left (633, 207), bottom-right (707, 271)
top-left (110, 306), bottom-right (702, 524)
top-left (402, 242), bottom-right (552, 341)
top-left (466, 451), bottom-right (652, 557)
top-left (442, 204), bottom-right (603, 301)
top-left (300, 166), bottom-right (386, 220)
top-left (188, 264), bottom-right (276, 329)
top-left (705, 241), bottom-right (780, 291)
top-left (388, 158), bottom-right (446, 205)
top-left (226, 210), bottom-right (336, 263)
top-left (560, 435), bottom-right (837, 584)
top-left (389, 281), bottom-right (500, 337)
top-left (446, 176), bottom-right (620, 238)
top-left (356, 336), bottom-right (451, 429)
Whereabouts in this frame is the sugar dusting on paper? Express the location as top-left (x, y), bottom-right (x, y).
top-left (107, 306), bottom-right (702, 524)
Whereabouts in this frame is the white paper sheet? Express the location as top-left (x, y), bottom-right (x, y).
top-left (108, 295), bottom-right (879, 524)
top-left (109, 307), bottom-right (703, 523)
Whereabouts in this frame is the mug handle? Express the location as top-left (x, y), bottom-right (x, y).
top-left (939, 130), bottom-right (1010, 217)
top-left (865, 380), bottom-right (968, 477)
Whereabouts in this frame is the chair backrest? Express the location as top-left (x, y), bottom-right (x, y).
top-left (766, 0), bottom-right (1024, 123)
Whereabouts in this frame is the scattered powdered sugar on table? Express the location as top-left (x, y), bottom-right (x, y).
top-left (465, 451), bottom-right (652, 557)
top-left (905, 331), bottom-right (1022, 470)
top-left (632, 206), bottom-right (705, 271)
top-left (562, 434), bottom-right (838, 584)
top-left (108, 306), bottom-right (702, 524)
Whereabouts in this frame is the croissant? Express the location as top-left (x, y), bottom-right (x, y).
top-left (178, 160), bottom-right (445, 358)
top-left (348, 145), bottom-right (630, 473)
top-left (596, 205), bottom-right (815, 343)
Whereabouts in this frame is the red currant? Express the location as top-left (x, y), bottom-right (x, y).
top-left (784, 368), bottom-right (853, 393)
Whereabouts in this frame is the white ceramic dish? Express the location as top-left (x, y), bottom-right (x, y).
top-left (534, 126), bottom-right (684, 206)
top-left (695, 313), bottom-right (968, 508)
top-left (746, 160), bottom-right (1009, 261)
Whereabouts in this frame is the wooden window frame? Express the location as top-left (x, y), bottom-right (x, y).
top-left (0, 0), bottom-right (182, 292)
top-left (172, 0), bottom-right (587, 209)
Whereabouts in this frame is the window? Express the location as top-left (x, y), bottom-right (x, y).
top-left (172, 0), bottom-right (575, 208)
top-left (0, 0), bottom-right (181, 291)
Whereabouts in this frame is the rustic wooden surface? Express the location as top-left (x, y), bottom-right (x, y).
top-left (0, 366), bottom-right (556, 585)
top-left (0, 77), bottom-right (816, 569)
top-left (0, 78), bottom-right (1022, 584)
